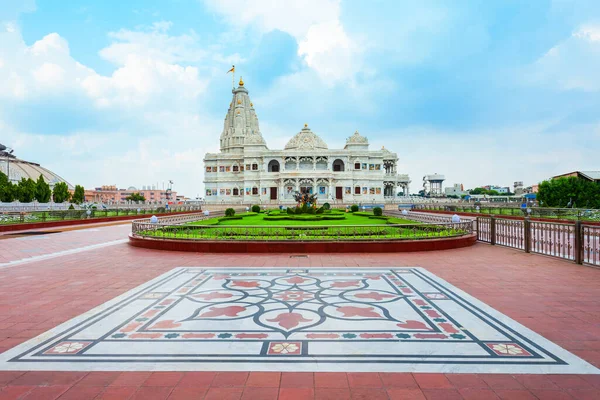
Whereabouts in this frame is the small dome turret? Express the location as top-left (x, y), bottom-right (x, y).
top-left (344, 130), bottom-right (369, 150)
top-left (284, 124), bottom-right (328, 150)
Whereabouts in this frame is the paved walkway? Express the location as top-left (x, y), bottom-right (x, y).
top-left (0, 222), bottom-right (599, 398)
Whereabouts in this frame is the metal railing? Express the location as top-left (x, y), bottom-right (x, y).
top-left (0, 206), bottom-right (203, 225)
top-left (388, 211), bottom-right (454, 224)
top-left (131, 219), bottom-right (473, 242)
top-left (416, 204), bottom-right (600, 222)
top-left (476, 216), bottom-right (599, 267)
top-left (583, 225), bottom-right (600, 266)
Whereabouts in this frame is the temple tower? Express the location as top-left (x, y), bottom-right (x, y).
top-left (219, 77), bottom-right (267, 153)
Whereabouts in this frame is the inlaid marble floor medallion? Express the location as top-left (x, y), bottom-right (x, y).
top-left (0, 267), bottom-right (597, 373)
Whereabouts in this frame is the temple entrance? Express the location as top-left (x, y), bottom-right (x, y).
top-left (270, 187), bottom-right (278, 200)
top-left (335, 187), bottom-right (343, 200)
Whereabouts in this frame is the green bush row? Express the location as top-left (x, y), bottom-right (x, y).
top-left (262, 214), bottom-right (346, 221)
top-left (218, 216), bottom-right (243, 221)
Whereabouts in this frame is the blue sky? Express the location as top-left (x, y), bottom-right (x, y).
top-left (1, 0), bottom-right (599, 197)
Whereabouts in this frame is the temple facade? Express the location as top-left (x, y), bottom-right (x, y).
top-left (203, 79), bottom-right (410, 204)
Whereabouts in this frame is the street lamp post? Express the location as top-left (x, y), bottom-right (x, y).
top-left (2, 147), bottom-right (14, 182)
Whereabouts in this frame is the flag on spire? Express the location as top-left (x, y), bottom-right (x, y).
top-left (227, 65), bottom-right (235, 74)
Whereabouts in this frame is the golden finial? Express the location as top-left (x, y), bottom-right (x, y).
top-left (237, 99), bottom-right (241, 104)
top-left (382, 146), bottom-right (385, 150)
top-left (304, 123), bottom-right (308, 128)
top-left (250, 102), bottom-right (253, 107)
top-left (239, 76), bottom-right (244, 86)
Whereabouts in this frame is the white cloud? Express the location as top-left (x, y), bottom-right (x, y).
top-left (204, 0), bottom-right (340, 38)
top-left (0, 21), bottom-right (221, 196)
top-left (370, 121), bottom-right (600, 191)
top-left (203, 0), bottom-right (359, 83)
top-left (0, 28), bottom-right (93, 99)
top-left (529, 24), bottom-right (600, 91)
top-left (100, 21), bottom-right (207, 65)
top-left (32, 62), bottom-right (65, 87)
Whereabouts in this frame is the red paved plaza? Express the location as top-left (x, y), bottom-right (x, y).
top-left (1, 222), bottom-right (599, 399)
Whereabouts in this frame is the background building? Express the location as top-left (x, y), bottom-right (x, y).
top-left (0, 144), bottom-right (73, 189)
top-left (445, 183), bottom-right (467, 196)
top-left (203, 79), bottom-right (410, 204)
top-left (552, 171), bottom-right (600, 183)
top-left (84, 185), bottom-right (177, 204)
top-left (483, 185), bottom-right (511, 194)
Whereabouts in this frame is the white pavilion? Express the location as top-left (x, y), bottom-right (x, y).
top-left (203, 78), bottom-right (410, 204)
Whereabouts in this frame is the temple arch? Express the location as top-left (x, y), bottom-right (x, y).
top-left (268, 160), bottom-right (280, 172)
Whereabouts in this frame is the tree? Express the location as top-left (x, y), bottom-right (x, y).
top-left (71, 185), bottom-right (85, 204)
top-left (17, 178), bottom-right (36, 203)
top-left (125, 192), bottom-right (146, 202)
top-left (0, 171), bottom-right (15, 202)
top-left (52, 182), bottom-right (71, 203)
top-left (35, 175), bottom-right (52, 203)
top-left (470, 187), bottom-right (501, 196)
top-left (537, 177), bottom-right (600, 208)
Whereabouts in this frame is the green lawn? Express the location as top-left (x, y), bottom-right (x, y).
top-left (186, 211), bottom-right (416, 227)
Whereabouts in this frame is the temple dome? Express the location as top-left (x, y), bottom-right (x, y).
top-left (284, 124), bottom-right (328, 150)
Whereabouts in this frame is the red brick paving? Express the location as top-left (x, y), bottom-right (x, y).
top-left (0, 222), bottom-right (599, 399)
top-left (0, 223), bottom-right (129, 263)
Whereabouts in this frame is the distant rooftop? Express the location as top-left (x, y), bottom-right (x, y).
top-left (552, 171), bottom-right (600, 182)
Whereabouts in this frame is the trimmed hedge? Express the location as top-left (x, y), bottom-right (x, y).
top-left (218, 216), bottom-right (243, 221)
top-left (373, 207), bottom-right (383, 216)
top-left (350, 204), bottom-right (359, 212)
top-left (225, 208), bottom-right (236, 217)
top-left (262, 214), bottom-right (346, 222)
top-left (251, 205), bottom-right (261, 213)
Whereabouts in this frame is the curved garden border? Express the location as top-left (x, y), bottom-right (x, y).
top-left (128, 232), bottom-right (477, 253)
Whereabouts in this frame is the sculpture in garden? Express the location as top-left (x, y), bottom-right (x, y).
top-left (293, 191), bottom-right (318, 208)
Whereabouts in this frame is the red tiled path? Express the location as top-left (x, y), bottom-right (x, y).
top-left (0, 222), bottom-right (599, 399)
top-left (0, 223), bottom-right (129, 263)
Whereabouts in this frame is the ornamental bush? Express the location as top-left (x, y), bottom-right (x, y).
top-left (350, 204), bottom-right (359, 212)
top-left (316, 207), bottom-right (324, 214)
top-left (287, 207), bottom-right (294, 215)
top-left (306, 207), bottom-right (315, 214)
top-left (225, 208), bottom-right (236, 217)
top-left (373, 206), bottom-right (383, 216)
top-left (251, 205), bottom-right (261, 213)
top-left (323, 202), bottom-right (331, 210)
